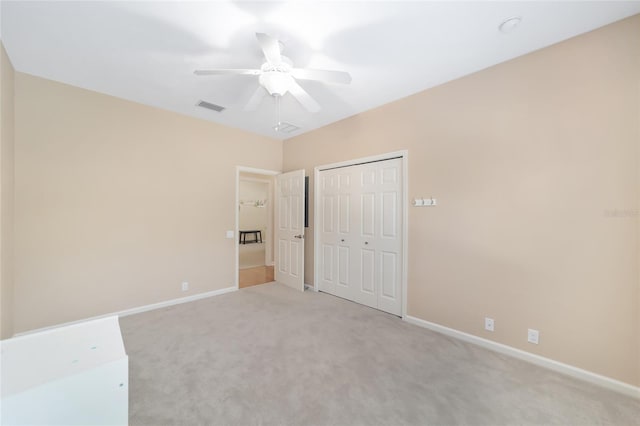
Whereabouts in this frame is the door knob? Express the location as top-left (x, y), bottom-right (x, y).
top-left (364, 241), bottom-right (369, 245)
top-left (341, 239), bottom-right (345, 242)
top-left (294, 235), bottom-right (304, 239)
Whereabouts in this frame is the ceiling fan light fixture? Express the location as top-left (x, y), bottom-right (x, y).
top-left (259, 72), bottom-right (293, 96)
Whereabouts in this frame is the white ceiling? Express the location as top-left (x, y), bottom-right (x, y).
top-left (2, 1), bottom-right (640, 140)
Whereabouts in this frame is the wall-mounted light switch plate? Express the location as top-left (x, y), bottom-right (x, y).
top-left (226, 230), bottom-right (234, 239)
top-left (527, 329), bottom-right (539, 344)
top-left (414, 197), bottom-right (437, 207)
top-left (484, 317), bottom-right (494, 331)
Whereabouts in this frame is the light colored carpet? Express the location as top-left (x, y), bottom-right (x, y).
top-left (120, 283), bottom-right (640, 426)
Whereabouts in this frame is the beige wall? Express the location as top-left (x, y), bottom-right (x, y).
top-left (283, 16), bottom-right (640, 386)
top-left (13, 73), bottom-right (282, 332)
top-left (0, 42), bottom-right (15, 339)
top-left (239, 179), bottom-right (269, 231)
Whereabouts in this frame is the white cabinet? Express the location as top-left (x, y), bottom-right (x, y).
top-left (1, 317), bottom-right (128, 425)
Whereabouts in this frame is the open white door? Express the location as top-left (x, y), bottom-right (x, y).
top-left (275, 169), bottom-right (305, 291)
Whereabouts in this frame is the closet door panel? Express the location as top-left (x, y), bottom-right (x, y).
top-left (376, 159), bottom-right (403, 316)
top-left (360, 192), bottom-right (375, 238)
top-left (381, 192), bottom-right (398, 239)
top-left (339, 194), bottom-right (350, 234)
top-left (337, 246), bottom-right (350, 287)
top-left (318, 173), bottom-right (338, 294)
top-left (380, 251), bottom-right (397, 299)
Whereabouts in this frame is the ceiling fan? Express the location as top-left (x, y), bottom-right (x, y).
top-left (194, 33), bottom-right (351, 113)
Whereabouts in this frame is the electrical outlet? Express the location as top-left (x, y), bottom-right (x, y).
top-left (181, 282), bottom-right (189, 292)
top-left (527, 328), bottom-right (539, 344)
top-left (484, 317), bottom-right (494, 332)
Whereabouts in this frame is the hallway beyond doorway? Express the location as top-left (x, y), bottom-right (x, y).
top-left (239, 265), bottom-right (274, 288)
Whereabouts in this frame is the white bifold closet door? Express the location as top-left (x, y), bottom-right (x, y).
top-left (318, 157), bottom-right (403, 316)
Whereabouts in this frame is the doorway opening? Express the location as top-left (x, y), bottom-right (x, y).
top-left (236, 168), bottom-right (278, 289)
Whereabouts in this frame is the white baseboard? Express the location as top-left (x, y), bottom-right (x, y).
top-left (14, 286), bottom-right (237, 337)
top-left (403, 315), bottom-right (640, 399)
top-left (116, 286), bottom-right (237, 318)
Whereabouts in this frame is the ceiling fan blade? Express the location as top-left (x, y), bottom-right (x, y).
top-left (194, 69), bottom-right (260, 76)
top-left (255, 32), bottom-right (282, 65)
top-left (292, 68), bottom-right (352, 85)
top-left (288, 80), bottom-right (320, 112)
top-left (244, 86), bottom-right (267, 111)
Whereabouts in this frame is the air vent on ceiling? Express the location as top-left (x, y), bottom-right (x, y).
top-left (197, 100), bottom-right (225, 112)
top-left (273, 122), bottom-right (300, 134)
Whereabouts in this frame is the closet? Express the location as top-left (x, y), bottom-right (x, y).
top-left (317, 157), bottom-right (403, 316)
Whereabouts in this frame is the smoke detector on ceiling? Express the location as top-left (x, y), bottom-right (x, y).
top-left (499, 16), bottom-right (522, 34)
